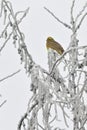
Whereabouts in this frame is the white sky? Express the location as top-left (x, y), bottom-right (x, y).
top-left (0, 0), bottom-right (87, 130)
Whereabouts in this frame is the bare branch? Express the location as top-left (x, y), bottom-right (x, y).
top-left (0, 32), bottom-right (13, 52)
top-left (0, 100), bottom-right (7, 107)
top-left (0, 69), bottom-right (21, 82)
top-left (44, 7), bottom-right (71, 30)
top-left (0, 0), bottom-right (4, 17)
top-left (18, 113), bottom-right (27, 130)
top-left (75, 2), bottom-right (87, 22)
top-left (76, 13), bottom-right (87, 31)
top-left (60, 104), bottom-right (69, 127)
top-left (0, 22), bottom-right (10, 38)
top-left (15, 7), bottom-right (29, 20)
top-left (38, 123), bottom-right (45, 130)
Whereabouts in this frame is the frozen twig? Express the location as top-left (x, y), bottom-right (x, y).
top-left (18, 113), bottom-right (28, 130)
top-left (28, 101), bottom-right (38, 113)
top-left (75, 2), bottom-right (87, 22)
top-left (38, 123), bottom-right (45, 130)
top-left (76, 13), bottom-right (87, 31)
top-left (0, 31), bottom-right (12, 52)
top-left (0, 22), bottom-right (10, 38)
top-left (15, 7), bottom-right (29, 20)
top-left (0, 100), bottom-right (7, 107)
top-left (71, 0), bottom-right (76, 24)
top-left (0, 69), bottom-right (21, 82)
top-left (0, 0), bottom-right (4, 17)
top-left (60, 104), bottom-right (69, 127)
top-left (44, 7), bottom-right (72, 30)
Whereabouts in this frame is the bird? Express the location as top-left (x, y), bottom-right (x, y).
top-left (46, 37), bottom-right (64, 55)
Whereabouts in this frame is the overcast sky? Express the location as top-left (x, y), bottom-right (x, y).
top-left (0, 0), bottom-right (87, 130)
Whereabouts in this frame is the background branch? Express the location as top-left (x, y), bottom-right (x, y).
top-left (44, 7), bottom-right (72, 30)
top-left (0, 69), bottom-right (21, 82)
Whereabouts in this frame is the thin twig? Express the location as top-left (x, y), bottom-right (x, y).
top-left (0, 100), bottom-right (7, 107)
top-left (0, 0), bottom-right (4, 17)
top-left (76, 13), bottom-right (87, 31)
top-left (38, 123), bottom-right (45, 130)
top-left (18, 113), bottom-right (27, 130)
top-left (28, 101), bottom-right (38, 113)
top-left (15, 7), bottom-right (29, 20)
top-left (0, 69), bottom-right (21, 82)
top-left (0, 22), bottom-right (10, 38)
top-left (75, 2), bottom-right (87, 22)
top-left (71, 0), bottom-right (76, 24)
top-left (0, 31), bottom-right (13, 52)
top-left (60, 104), bottom-right (69, 127)
top-left (44, 7), bottom-right (71, 30)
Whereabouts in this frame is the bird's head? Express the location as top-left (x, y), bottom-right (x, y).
top-left (46, 37), bottom-right (54, 43)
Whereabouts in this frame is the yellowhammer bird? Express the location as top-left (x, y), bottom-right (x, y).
top-left (46, 37), bottom-right (64, 55)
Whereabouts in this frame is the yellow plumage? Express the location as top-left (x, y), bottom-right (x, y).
top-left (46, 37), bottom-right (64, 55)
